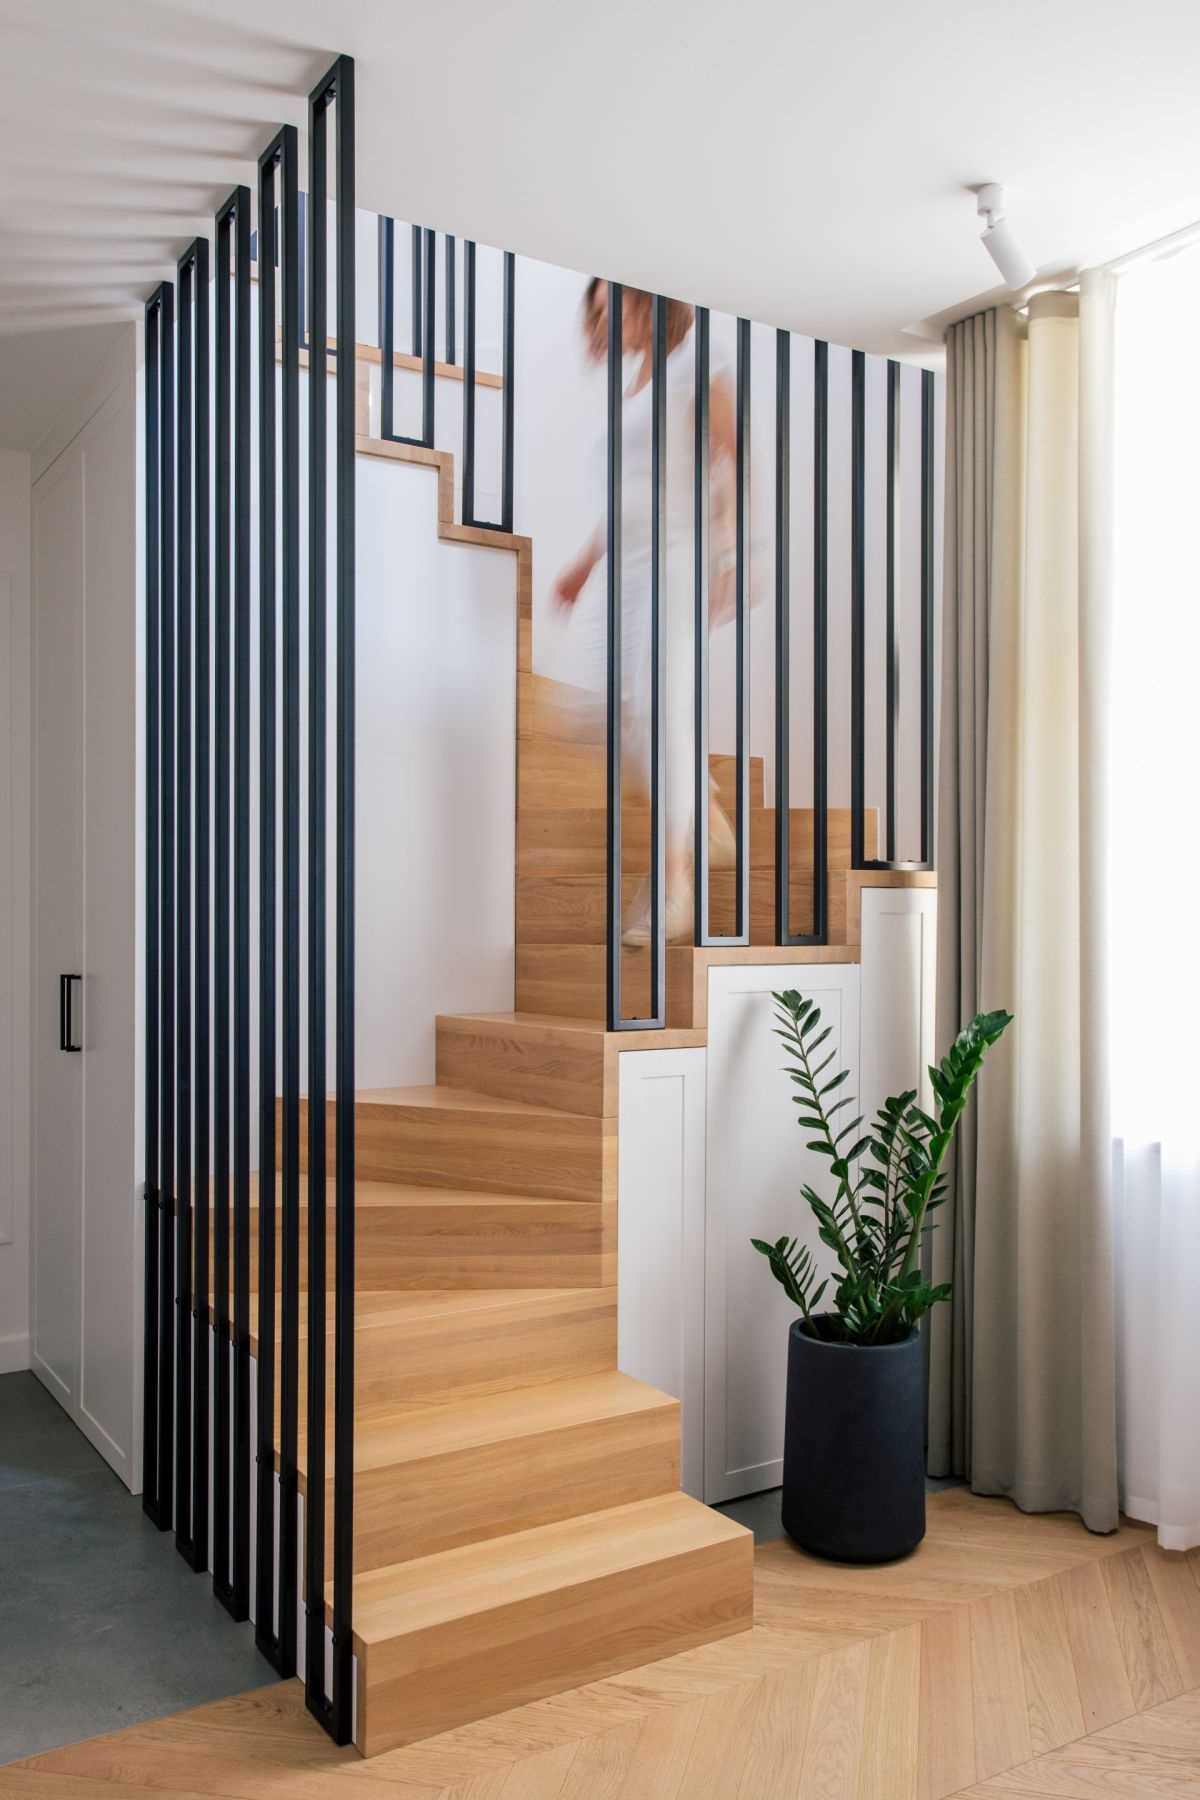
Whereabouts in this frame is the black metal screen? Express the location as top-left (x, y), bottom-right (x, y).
top-left (142, 53), bottom-right (356, 1747)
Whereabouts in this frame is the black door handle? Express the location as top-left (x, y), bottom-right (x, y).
top-left (59, 973), bottom-right (82, 1053)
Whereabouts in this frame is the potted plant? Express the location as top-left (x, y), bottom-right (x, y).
top-left (752, 992), bottom-right (1011, 1563)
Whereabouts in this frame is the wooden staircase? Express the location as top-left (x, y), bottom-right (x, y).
top-left (246, 409), bottom-right (767, 1757)
top-left (242, 352), bottom-right (925, 1750)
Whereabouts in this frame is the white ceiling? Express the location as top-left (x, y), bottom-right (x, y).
top-left (2, 0), bottom-right (1200, 438)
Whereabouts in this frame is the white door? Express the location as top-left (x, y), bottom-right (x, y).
top-left (32, 446), bottom-right (85, 1410)
top-left (704, 960), bottom-right (860, 1502)
top-left (30, 373), bottom-right (140, 1487)
top-left (617, 1047), bottom-right (706, 1498)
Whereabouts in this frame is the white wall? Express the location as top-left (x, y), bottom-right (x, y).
top-left (0, 448), bottom-right (32, 1373)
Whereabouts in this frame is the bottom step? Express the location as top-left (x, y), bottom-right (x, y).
top-left (341, 1491), bottom-right (754, 1756)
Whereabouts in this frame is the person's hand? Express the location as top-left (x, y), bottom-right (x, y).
top-left (554, 554), bottom-right (592, 609)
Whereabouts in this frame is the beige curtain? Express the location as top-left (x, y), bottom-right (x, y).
top-left (930, 284), bottom-right (1119, 1533)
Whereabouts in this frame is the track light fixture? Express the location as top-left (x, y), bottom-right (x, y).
top-left (977, 183), bottom-right (1036, 290)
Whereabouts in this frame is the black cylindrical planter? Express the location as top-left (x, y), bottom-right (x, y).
top-left (781, 1316), bottom-right (925, 1563)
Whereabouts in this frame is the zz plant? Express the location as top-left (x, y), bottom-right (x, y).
top-left (752, 992), bottom-right (1012, 1345)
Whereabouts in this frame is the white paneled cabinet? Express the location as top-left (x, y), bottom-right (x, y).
top-left (858, 884), bottom-right (937, 1123)
top-left (30, 367), bottom-right (140, 1489)
top-left (616, 899), bottom-right (936, 1504)
top-left (616, 1048), bottom-right (706, 1498)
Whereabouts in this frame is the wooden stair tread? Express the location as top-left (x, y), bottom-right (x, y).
top-left (221, 1172), bottom-right (594, 1213)
top-left (303, 1371), bottom-right (674, 1472)
top-left (339, 1492), bottom-right (749, 1641)
top-left (354, 1082), bottom-right (580, 1121)
top-left (260, 1284), bottom-right (606, 1334)
top-left (441, 1009), bottom-right (707, 1047)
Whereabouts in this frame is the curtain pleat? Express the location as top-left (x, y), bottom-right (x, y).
top-left (930, 293), bottom-right (1118, 1533)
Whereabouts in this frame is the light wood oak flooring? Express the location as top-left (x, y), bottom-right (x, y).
top-left (3, 1490), bottom-right (1198, 1797)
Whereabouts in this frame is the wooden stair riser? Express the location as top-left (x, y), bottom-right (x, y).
top-left (287, 1096), bottom-right (612, 1204)
top-left (518, 868), bottom-right (848, 948)
top-left (516, 944), bottom-right (691, 1025)
top-left (307, 1396), bottom-right (680, 1576)
top-left (221, 1192), bottom-right (612, 1292)
top-left (519, 738), bottom-right (765, 814)
top-left (517, 805), bottom-right (873, 880)
top-left (436, 1013), bottom-right (612, 1117)
top-left (350, 1500), bottom-right (754, 1756)
top-left (253, 1288), bottom-right (618, 1418)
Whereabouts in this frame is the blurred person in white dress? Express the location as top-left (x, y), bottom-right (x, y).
top-left (554, 280), bottom-right (738, 944)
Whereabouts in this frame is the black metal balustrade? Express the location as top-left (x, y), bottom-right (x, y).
top-left (142, 52), bottom-right (356, 1747)
top-left (376, 224), bottom-right (516, 531)
top-left (604, 307), bottom-right (937, 1029)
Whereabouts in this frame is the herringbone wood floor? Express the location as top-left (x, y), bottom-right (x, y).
top-left (4, 1491), bottom-right (1198, 1798)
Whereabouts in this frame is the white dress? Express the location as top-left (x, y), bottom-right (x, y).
top-left (571, 341), bottom-right (719, 851)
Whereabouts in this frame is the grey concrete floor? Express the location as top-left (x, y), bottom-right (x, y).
top-left (0, 1372), bottom-right (278, 1765)
top-left (714, 1472), bottom-right (965, 1543)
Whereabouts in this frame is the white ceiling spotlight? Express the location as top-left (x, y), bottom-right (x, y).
top-left (977, 183), bottom-right (1037, 290)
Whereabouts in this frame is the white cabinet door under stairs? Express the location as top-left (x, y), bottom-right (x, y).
top-left (29, 369), bottom-right (140, 1489)
top-left (616, 887), bottom-right (937, 1505)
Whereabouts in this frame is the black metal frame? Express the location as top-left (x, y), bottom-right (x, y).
top-left (462, 243), bottom-right (515, 533)
top-left (143, 56), bottom-right (356, 1749)
top-left (775, 334), bottom-right (830, 945)
top-left (174, 237), bottom-right (211, 1574)
top-left (255, 120), bottom-right (301, 1679)
top-left (213, 181), bottom-right (253, 1622)
top-left (305, 53), bottom-right (356, 1746)
top-left (919, 369), bottom-right (936, 867)
top-left (445, 234), bottom-right (456, 366)
top-left (695, 314), bottom-right (751, 948)
top-left (380, 217), bottom-right (435, 448)
top-left (142, 281), bottom-right (173, 1533)
top-left (850, 354), bottom-right (935, 873)
top-left (605, 286), bottom-right (667, 1030)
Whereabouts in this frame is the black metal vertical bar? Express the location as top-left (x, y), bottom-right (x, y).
top-left (212, 212), bottom-right (232, 1601)
top-left (693, 306), bottom-right (710, 948)
top-left (500, 251), bottom-right (515, 532)
top-left (331, 52), bottom-right (356, 1749)
top-left (255, 140), bottom-right (279, 1658)
top-left (462, 239), bottom-right (476, 521)
top-left (647, 295), bottom-right (667, 1025)
top-left (734, 318), bottom-right (751, 943)
top-left (379, 216), bottom-right (395, 440)
top-left (420, 226), bottom-right (435, 448)
top-left (157, 280), bottom-right (176, 1530)
top-left (777, 335), bottom-right (829, 946)
top-left (885, 359), bottom-right (899, 864)
top-left (277, 122), bottom-right (302, 1684)
top-left (305, 75), bottom-right (329, 1719)
top-left (379, 218), bottom-right (434, 450)
top-left (604, 281), bottom-right (623, 1030)
top-left (812, 342), bottom-right (829, 939)
top-left (850, 348), bottom-right (866, 868)
top-left (191, 237), bottom-right (211, 1574)
top-left (774, 329), bottom-right (790, 943)
top-left (142, 291), bottom-right (163, 1526)
top-left (298, 191), bottom-right (307, 352)
top-left (411, 222), bottom-right (422, 358)
top-left (174, 251), bottom-right (194, 1564)
top-left (445, 233), bottom-right (456, 366)
top-left (461, 247), bottom-right (514, 532)
top-left (230, 184), bottom-right (252, 1620)
top-left (920, 369), bottom-right (935, 867)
